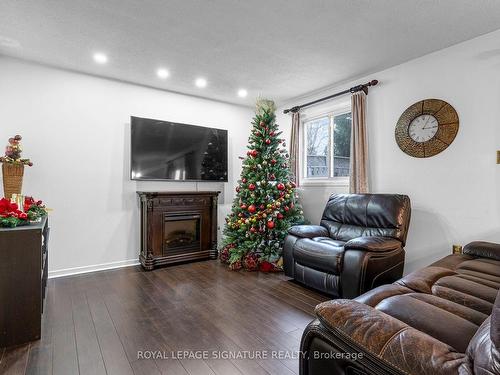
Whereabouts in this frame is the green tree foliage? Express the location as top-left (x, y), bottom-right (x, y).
top-left (220, 99), bottom-right (304, 271)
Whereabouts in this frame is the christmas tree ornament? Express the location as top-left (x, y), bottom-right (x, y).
top-left (266, 220), bottom-right (275, 229)
top-left (276, 183), bottom-right (285, 190)
top-left (248, 204), bottom-right (256, 213)
top-left (277, 213), bottom-right (284, 220)
top-left (248, 183), bottom-right (256, 191)
top-left (265, 139), bottom-right (271, 145)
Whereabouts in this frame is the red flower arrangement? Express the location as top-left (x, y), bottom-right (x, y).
top-left (0, 196), bottom-right (46, 228)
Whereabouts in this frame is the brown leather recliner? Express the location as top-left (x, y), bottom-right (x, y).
top-left (284, 194), bottom-right (411, 298)
top-left (301, 241), bottom-right (500, 375)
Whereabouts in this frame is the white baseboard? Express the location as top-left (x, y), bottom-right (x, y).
top-left (48, 258), bottom-right (140, 279)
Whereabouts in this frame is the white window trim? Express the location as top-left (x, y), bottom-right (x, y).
top-left (300, 105), bottom-right (351, 187)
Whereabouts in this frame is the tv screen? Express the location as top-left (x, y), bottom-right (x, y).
top-left (131, 116), bottom-right (228, 181)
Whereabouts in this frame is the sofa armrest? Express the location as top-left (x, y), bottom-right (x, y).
top-left (314, 300), bottom-right (470, 375)
top-left (344, 236), bottom-right (402, 252)
top-left (463, 241), bottom-right (500, 261)
top-left (288, 225), bottom-right (329, 239)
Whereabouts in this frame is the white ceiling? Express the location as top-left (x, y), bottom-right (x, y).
top-left (2, 0), bottom-right (500, 106)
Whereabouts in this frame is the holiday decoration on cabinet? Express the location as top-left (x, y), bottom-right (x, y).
top-left (220, 99), bottom-right (304, 272)
top-left (0, 134), bottom-right (33, 199)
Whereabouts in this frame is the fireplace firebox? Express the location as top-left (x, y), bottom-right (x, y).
top-left (164, 213), bottom-right (201, 253)
top-left (138, 191), bottom-right (219, 270)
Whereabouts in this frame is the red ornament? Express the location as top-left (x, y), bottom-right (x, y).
top-left (250, 227), bottom-right (257, 233)
top-left (266, 220), bottom-right (275, 229)
top-left (269, 174), bottom-right (276, 180)
top-left (270, 131), bottom-right (275, 136)
top-left (265, 139), bottom-right (271, 145)
top-left (279, 191), bottom-right (285, 197)
top-left (259, 121), bottom-right (265, 127)
top-left (248, 183), bottom-right (256, 191)
top-left (250, 150), bottom-right (258, 157)
top-left (242, 177), bottom-right (247, 183)
top-left (259, 204), bottom-right (265, 210)
top-left (236, 186), bottom-right (240, 193)
top-left (277, 183), bottom-right (285, 191)
top-left (248, 204), bottom-right (256, 213)
top-left (270, 159), bottom-right (277, 165)
top-left (259, 261), bottom-right (273, 272)
top-left (277, 213), bottom-right (284, 220)
top-left (240, 204), bottom-right (247, 209)
top-left (284, 206), bottom-right (290, 212)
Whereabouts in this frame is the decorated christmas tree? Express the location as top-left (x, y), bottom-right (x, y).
top-left (220, 99), bottom-right (303, 271)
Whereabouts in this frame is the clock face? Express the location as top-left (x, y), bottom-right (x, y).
top-left (395, 99), bottom-right (459, 158)
top-left (408, 114), bottom-right (438, 143)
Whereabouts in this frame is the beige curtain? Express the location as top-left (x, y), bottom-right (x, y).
top-left (290, 111), bottom-right (300, 186)
top-left (349, 91), bottom-right (369, 193)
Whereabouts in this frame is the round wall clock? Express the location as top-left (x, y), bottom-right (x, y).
top-left (395, 99), bottom-right (459, 158)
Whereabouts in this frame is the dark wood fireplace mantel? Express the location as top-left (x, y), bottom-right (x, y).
top-left (137, 191), bottom-right (220, 270)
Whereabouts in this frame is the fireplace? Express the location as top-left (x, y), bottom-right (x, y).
top-left (138, 191), bottom-right (219, 270)
top-left (163, 213), bottom-right (201, 254)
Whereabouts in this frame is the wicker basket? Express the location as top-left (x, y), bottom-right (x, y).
top-left (2, 163), bottom-right (24, 199)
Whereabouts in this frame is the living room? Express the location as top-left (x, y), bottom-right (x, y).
top-left (0, 1), bottom-right (499, 374)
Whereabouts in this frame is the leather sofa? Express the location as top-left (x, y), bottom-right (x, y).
top-left (300, 241), bottom-right (500, 375)
top-left (284, 194), bottom-right (411, 298)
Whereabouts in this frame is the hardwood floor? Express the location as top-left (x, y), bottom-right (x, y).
top-left (0, 260), bottom-right (329, 375)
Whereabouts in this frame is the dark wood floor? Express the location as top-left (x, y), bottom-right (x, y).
top-left (0, 260), bottom-right (329, 375)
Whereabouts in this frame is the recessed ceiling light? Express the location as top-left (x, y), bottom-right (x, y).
top-left (93, 52), bottom-right (108, 64)
top-left (237, 89), bottom-right (248, 98)
top-left (195, 78), bottom-right (207, 88)
top-left (157, 68), bottom-right (169, 79)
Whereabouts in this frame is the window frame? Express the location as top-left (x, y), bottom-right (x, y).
top-left (300, 105), bottom-right (351, 187)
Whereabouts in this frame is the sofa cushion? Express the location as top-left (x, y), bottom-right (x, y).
top-left (376, 293), bottom-right (478, 352)
top-left (293, 238), bottom-right (345, 275)
top-left (354, 254), bottom-right (500, 354)
top-left (320, 194), bottom-right (411, 244)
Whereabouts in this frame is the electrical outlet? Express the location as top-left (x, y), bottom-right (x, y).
top-left (452, 244), bottom-right (462, 254)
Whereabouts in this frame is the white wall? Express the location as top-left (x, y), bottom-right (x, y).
top-left (0, 57), bottom-right (253, 276)
top-left (277, 29), bottom-right (500, 273)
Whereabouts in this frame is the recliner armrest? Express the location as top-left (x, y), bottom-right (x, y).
top-left (287, 225), bottom-right (329, 239)
top-left (344, 236), bottom-right (402, 252)
top-left (314, 300), bottom-right (470, 375)
top-left (463, 241), bottom-right (500, 261)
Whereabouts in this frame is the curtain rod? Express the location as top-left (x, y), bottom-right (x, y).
top-left (283, 79), bottom-right (378, 114)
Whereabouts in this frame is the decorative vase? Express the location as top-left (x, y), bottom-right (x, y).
top-left (2, 163), bottom-right (24, 199)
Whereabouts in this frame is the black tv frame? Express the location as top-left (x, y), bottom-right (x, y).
top-left (130, 116), bottom-right (228, 182)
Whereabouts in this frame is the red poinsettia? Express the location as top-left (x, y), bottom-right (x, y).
top-left (23, 196), bottom-right (43, 212)
top-left (0, 198), bottom-right (25, 219)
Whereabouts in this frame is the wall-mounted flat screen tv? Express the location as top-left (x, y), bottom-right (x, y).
top-left (131, 116), bottom-right (228, 181)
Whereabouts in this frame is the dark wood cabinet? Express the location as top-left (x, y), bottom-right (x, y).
top-left (138, 191), bottom-right (219, 270)
top-left (0, 216), bottom-right (49, 347)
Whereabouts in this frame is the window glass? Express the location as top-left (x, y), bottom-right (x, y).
top-left (333, 113), bottom-right (351, 177)
top-left (305, 117), bottom-right (329, 178)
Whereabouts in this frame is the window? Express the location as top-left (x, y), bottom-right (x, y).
top-left (303, 109), bottom-right (352, 182)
